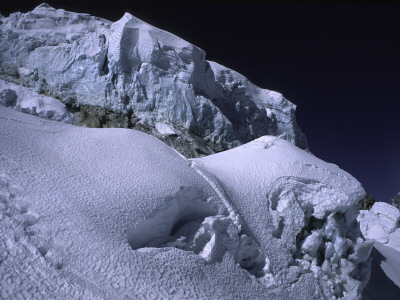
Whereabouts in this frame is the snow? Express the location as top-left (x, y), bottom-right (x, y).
top-left (208, 61), bottom-right (305, 147)
top-left (155, 122), bottom-right (176, 135)
top-left (0, 3), bottom-right (307, 155)
top-left (195, 136), bottom-right (373, 298)
top-left (374, 243), bottom-right (400, 287)
top-left (0, 106), bottom-right (372, 299)
top-left (357, 202), bottom-right (400, 297)
top-left (0, 3), bottom-right (387, 298)
top-left (358, 202), bottom-right (400, 247)
top-left (0, 105), bottom-right (238, 299)
top-left (0, 78), bottom-right (73, 123)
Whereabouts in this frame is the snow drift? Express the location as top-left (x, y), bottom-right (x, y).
top-left (0, 104), bottom-right (371, 299)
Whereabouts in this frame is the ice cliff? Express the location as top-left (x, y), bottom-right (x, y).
top-left (0, 3), bottom-right (307, 157)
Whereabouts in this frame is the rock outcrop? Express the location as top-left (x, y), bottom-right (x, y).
top-left (391, 192), bottom-right (400, 211)
top-left (357, 191), bottom-right (376, 210)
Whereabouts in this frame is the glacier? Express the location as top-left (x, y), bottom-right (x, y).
top-left (0, 3), bottom-right (307, 157)
top-left (0, 3), bottom-right (389, 299)
top-left (0, 104), bottom-right (372, 299)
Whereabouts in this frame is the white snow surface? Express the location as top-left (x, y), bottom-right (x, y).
top-left (155, 122), bottom-right (176, 135)
top-left (358, 202), bottom-right (400, 292)
top-left (0, 78), bottom-right (73, 123)
top-left (0, 106), bottom-right (372, 299)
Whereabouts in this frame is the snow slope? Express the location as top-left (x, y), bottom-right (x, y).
top-left (0, 4), bottom-right (307, 157)
top-left (0, 105), bottom-right (371, 299)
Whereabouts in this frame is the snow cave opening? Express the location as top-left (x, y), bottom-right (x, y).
top-left (127, 186), bottom-right (218, 250)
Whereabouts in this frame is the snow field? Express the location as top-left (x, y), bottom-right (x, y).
top-left (0, 103), bottom-right (372, 298)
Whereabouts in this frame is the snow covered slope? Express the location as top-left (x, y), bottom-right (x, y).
top-left (0, 3), bottom-right (307, 157)
top-left (0, 105), bottom-right (371, 299)
top-left (195, 136), bottom-right (374, 299)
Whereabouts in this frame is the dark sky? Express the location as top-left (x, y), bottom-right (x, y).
top-left (2, 1), bottom-right (400, 203)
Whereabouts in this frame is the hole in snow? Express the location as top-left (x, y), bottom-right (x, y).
top-left (128, 186), bottom-right (267, 278)
top-left (128, 186), bottom-right (217, 250)
top-left (272, 217), bottom-right (285, 239)
top-left (170, 216), bottom-right (204, 237)
top-left (38, 246), bottom-right (48, 257)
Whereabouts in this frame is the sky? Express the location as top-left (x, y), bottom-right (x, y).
top-left (1, 1), bottom-right (400, 202)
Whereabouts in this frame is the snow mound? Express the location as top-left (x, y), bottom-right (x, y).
top-left (195, 135), bottom-right (372, 298)
top-left (0, 106), bottom-right (370, 298)
top-left (0, 3), bottom-right (307, 157)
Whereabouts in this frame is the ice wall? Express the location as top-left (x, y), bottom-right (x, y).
top-left (0, 3), bottom-right (307, 157)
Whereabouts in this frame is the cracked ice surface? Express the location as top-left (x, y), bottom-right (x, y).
top-left (195, 136), bottom-right (373, 299)
top-left (0, 106), bottom-right (372, 299)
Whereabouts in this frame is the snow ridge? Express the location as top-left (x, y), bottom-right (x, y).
top-left (189, 161), bottom-right (240, 227)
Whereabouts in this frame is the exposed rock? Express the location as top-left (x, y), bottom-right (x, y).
top-left (391, 192), bottom-right (400, 210)
top-left (73, 105), bottom-right (132, 129)
top-left (357, 191), bottom-right (376, 210)
top-left (73, 105), bottom-right (221, 157)
top-left (0, 89), bottom-right (18, 107)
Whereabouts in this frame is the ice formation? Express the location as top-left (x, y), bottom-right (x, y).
top-left (357, 202), bottom-right (400, 298)
top-left (0, 103), bottom-right (372, 299)
top-left (358, 202), bottom-right (400, 245)
top-left (0, 3), bottom-right (307, 157)
top-left (0, 3), bottom-right (384, 299)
